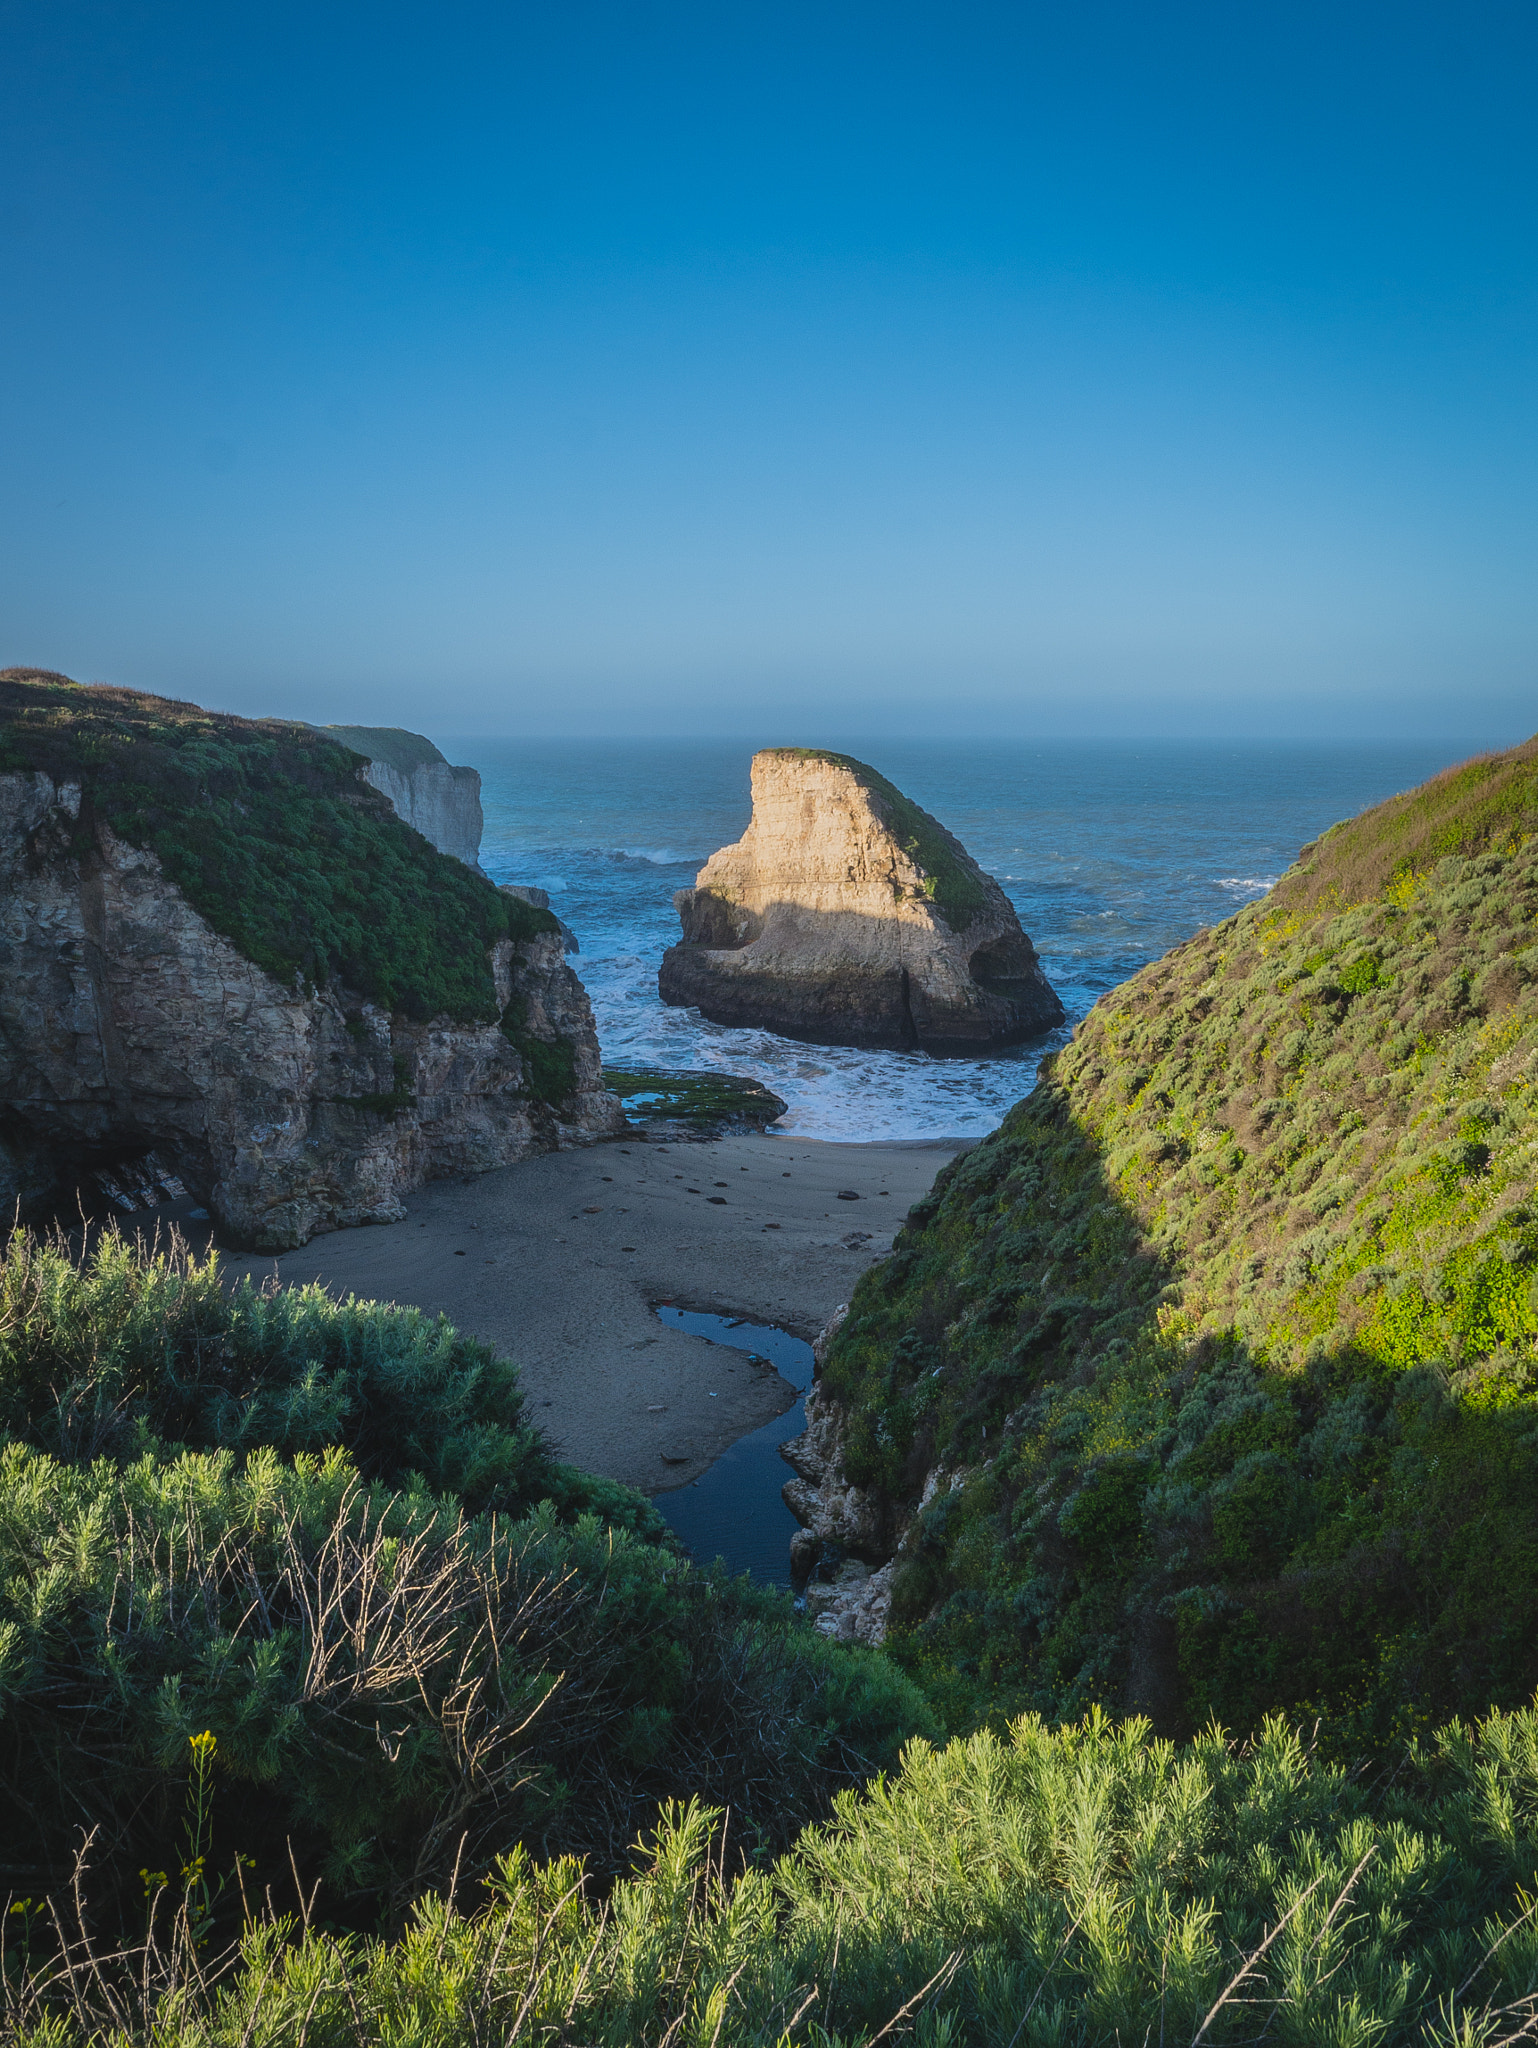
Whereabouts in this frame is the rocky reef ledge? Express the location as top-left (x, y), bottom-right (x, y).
top-left (658, 749), bottom-right (1063, 1053)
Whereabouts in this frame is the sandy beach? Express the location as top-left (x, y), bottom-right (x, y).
top-left (224, 1131), bottom-right (966, 1494)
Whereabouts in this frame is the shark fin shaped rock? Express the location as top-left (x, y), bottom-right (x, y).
top-left (658, 749), bottom-right (1064, 1053)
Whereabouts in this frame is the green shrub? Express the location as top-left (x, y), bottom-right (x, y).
top-left (15, 1705), bottom-right (1538, 2042)
top-left (0, 1224), bottom-right (649, 1530)
top-left (0, 1229), bottom-right (932, 1922)
top-left (0, 1443), bottom-right (931, 1923)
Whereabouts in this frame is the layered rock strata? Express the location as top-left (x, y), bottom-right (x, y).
top-left (659, 749), bottom-right (1063, 1052)
top-left (322, 725), bottom-right (485, 868)
top-left (780, 1313), bottom-right (899, 1561)
top-left (0, 772), bottom-right (622, 1248)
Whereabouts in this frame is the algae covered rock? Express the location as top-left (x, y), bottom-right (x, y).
top-left (658, 749), bottom-right (1063, 1053)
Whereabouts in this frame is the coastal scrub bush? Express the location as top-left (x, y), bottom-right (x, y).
top-left (0, 1442), bottom-right (931, 1924)
top-left (819, 733), bottom-right (1538, 1746)
top-left (14, 1705), bottom-right (1538, 2042)
top-left (0, 1228), bottom-right (932, 1923)
top-left (0, 672), bottom-right (559, 1023)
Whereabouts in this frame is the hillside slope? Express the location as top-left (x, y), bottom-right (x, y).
top-left (818, 736), bottom-right (1538, 1745)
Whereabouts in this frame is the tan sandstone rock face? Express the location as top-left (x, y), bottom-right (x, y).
top-left (658, 749), bottom-right (1063, 1052)
top-left (0, 773), bottom-right (622, 1248)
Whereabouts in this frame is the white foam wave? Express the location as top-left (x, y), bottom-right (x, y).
top-left (1215, 875), bottom-right (1279, 899)
top-left (582, 939), bottom-right (1079, 1142)
top-left (616, 847), bottom-right (700, 867)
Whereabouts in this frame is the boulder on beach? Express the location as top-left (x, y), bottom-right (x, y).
top-left (658, 748), bottom-right (1064, 1053)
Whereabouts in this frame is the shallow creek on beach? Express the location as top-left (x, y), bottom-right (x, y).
top-left (651, 1307), bottom-right (814, 1589)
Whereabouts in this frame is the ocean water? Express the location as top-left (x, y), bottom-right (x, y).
top-left (455, 738), bottom-right (1470, 1142)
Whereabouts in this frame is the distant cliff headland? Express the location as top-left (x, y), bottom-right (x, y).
top-left (317, 722), bottom-right (485, 867)
top-left (0, 671), bottom-right (619, 1245)
top-left (661, 747), bottom-right (1063, 1052)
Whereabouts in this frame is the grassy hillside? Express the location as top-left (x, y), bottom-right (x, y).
top-left (0, 671), bottom-right (553, 1023)
top-left (822, 736), bottom-right (1538, 1746)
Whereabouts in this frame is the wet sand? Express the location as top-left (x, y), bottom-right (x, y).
top-left (223, 1132), bottom-right (965, 1494)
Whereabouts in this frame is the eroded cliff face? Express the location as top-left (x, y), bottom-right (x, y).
top-left (0, 772), bottom-right (621, 1248)
top-left (658, 750), bottom-right (1063, 1052)
top-left (359, 759), bottom-right (484, 869)
top-left (321, 726), bottom-right (485, 868)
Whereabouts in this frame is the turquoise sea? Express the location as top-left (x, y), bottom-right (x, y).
top-left (452, 738), bottom-right (1477, 1141)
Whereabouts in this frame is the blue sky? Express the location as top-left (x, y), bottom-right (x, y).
top-left (2, 0), bottom-right (1534, 739)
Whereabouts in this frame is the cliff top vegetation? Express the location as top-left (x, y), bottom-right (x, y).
top-left (1271, 732), bottom-right (1538, 919)
top-left (320, 722), bottom-right (469, 779)
top-left (821, 731), bottom-right (1538, 1749)
top-left (770, 747), bottom-right (992, 929)
top-left (0, 671), bottom-right (553, 1022)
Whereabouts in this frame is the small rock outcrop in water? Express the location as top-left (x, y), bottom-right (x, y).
top-left (659, 749), bottom-right (1063, 1052)
top-left (321, 725), bottom-right (485, 868)
top-left (0, 674), bottom-right (623, 1248)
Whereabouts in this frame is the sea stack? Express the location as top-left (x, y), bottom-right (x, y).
top-left (658, 749), bottom-right (1064, 1053)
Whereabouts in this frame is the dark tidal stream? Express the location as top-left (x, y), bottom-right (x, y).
top-left (651, 1307), bottom-right (814, 1589)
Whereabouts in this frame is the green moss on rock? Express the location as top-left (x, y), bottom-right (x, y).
top-left (602, 1065), bottom-right (788, 1132)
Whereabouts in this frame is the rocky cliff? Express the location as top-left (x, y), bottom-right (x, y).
top-left (321, 724), bottom-right (485, 868)
top-left (658, 749), bottom-right (1063, 1052)
top-left (0, 675), bottom-right (622, 1247)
